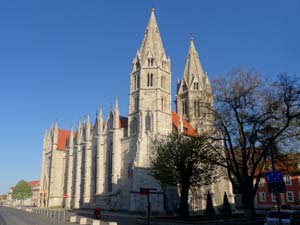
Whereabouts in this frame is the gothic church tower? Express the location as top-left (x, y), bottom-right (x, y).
top-left (176, 37), bottom-right (213, 133)
top-left (128, 9), bottom-right (172, 167)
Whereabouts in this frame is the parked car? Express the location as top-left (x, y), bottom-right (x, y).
top-left (265, 210), bottom-right (300, 225)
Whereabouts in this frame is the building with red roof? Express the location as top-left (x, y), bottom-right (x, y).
top-left (39, 9), bottom-right (233, 213)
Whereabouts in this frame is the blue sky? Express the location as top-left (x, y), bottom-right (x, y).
top-left (0, 0), bottom-right (299, 194)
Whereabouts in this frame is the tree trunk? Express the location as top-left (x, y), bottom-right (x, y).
top-left (179, 182), bottom-right (190, 219)
top-left (241, 188), bottom-right (256, 217)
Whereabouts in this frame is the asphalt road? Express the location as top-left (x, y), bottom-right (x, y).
top-left (0, 206), bottom-right (69, 225)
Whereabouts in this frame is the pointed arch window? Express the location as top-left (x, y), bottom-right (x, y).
top-left (137, 75), bottom-right (140, 89)
top-left (182, 100), bottom-right (187, 115)
top-left (194, 82), bottom-right (199, 90)
top-left (147, 73), bottom-right (153, 87)
top-left (134, 97), bottom-right (139, 111)
top-left (194, 100), bottom-right (197, 116)
top-left (136, 61), bottom-right (140, 70)
top-left (145, 111), bottom-right (151, 131)
top-left (148, 58), bottom-right (154, 67)
top-left (133, 75), bottom-right (137, 90)
top-left (161, 97), bottom-right (164, 112)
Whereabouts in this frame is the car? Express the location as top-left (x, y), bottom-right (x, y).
top-left (265, 209), bottom-right (300, 225)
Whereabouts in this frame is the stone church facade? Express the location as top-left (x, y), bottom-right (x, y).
top-left (39, 9), bottom-right (234, 212)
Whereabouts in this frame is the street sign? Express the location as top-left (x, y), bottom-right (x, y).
top-left (63, 194), bottom-right (68, 199)
top-left (265, 171), bottom-right (286, 193)
top-left (266, 171), bottom-right (283, 183)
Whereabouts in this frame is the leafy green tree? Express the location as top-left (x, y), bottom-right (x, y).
top-left (150, 132), bottom-right (219, 219)
top-left (12, 180), bottom-right (32, 205)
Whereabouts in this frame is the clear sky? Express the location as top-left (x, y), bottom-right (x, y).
top-left (0, 0), bottom-right (299, 194)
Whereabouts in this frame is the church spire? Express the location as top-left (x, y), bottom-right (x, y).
top-left (138, 8), bottom-right (167, 64)
top-left (182, 37), bottom-right (206, 88)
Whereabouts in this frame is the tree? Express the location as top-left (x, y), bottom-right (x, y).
top-left (12, 180), bottom-right (32, 205)
top-left (205, 67), bottom-right (300, 216)
top-left (150, 132), bottom-right (219, 219)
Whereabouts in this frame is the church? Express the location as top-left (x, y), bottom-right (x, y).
top-left (38, 9), bottom-right (234, 213)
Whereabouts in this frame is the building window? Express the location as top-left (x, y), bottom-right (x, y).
top-left (182, 100), bottom-right (187, 115)
top-left (147, 73), bottom-right (153, 87)
top-left (194, 82), bottom-right (199, 90)
top-left (161, 97), bottom-right (164, 112)
top-left (259, 192), bottom-right (266, 202)
top-left (145, 111), bottom-right (151, 131)
top-left (136, 61), bottom-right (140, 70)
top-left (134, 97), bottom-right (139, 111)
top-left (284, 175), bottom-right (292, 186)
top-left (133, 75), bottom-right (137, 90)
top-left (137, 75), bottom-right (140, 89)
top-left (287, 191), bottom-right (294, 202)
top-left (271, 193), bottom-right (277, 202)
top-left (148, 58), bottom-right (154, 67)
top-left (258, 178), bottom-right (265, 187)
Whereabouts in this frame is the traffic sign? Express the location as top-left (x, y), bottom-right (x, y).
top-left (64, 194), bottom-right (68, 199)
top-left (266, 171), bottom-right (283, 183)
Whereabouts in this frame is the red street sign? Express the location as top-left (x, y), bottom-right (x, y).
top-left (64, 194), bottom-right (68, 199)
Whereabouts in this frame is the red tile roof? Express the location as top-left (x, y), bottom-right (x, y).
top-left (172, 111), bottom-right (198, 137)
top-left (57, 129), bottom-right (70, 151)
top-left (57, 129), bottom-right (76, 151)
top-left (27, 180), bottom-right (39, 187)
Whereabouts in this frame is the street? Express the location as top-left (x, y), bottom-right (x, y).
top-left (0, 206), bottom-right (69, 225)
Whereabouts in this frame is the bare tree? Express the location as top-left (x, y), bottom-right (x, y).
top-left (205, 67), bottom-right (300, 216)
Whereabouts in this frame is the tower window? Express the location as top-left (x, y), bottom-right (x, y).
top-left (133, 75), bottom-right (137, 90)
top-left (148, 58), bottom-right (154, 67)
top-left (137, 75), bottom-right (140, 89)
top-left (182, 100), bottom-right (187, 115)
top-left (134, 97), bottom-right (139, 111)
top-left (161, 97), bottom-right (164, 112)
top-left (136, 62), bottom-right (140, 70)
top-left (194, 82), bottom-right (199, 90)
top-left (145, 111), bottom-right (151, 131)
top-left (147, 73), bottom-right (153, 87)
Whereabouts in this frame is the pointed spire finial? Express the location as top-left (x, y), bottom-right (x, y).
top-left (190, 33), bottom-right (194, 41)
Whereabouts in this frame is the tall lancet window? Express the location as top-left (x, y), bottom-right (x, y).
top-left (182, 100), bottom-right (187, 115)
top-left (161, 97), bottom-right (164, 112)
top-left (147, 73), bottom-right (153, 87)
top-left (137, 75), bottom-right (140, 89)
top-left (145, 111), bottom-right (151, 131)
top-left (130, 117), bottom-right (137, 135)
top-left (194, 100), bottom-right (197, 116)
top-left (107, 142), bottom-right (113, 192)
top-left (133, 75), bottom-right (137, 90)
